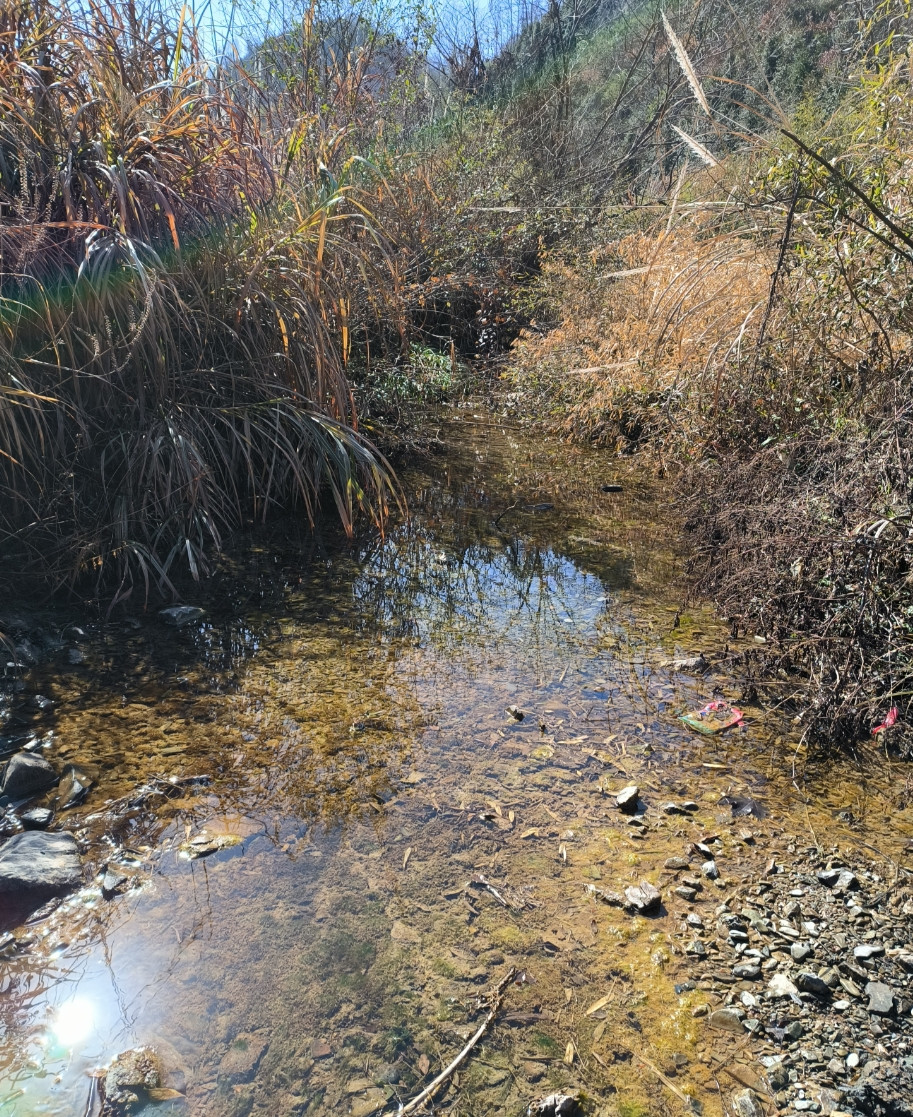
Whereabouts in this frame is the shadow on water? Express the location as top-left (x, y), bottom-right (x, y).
top-left (0, 412), bottom-right (909, 1117)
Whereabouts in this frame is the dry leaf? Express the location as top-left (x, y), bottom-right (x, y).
top-left (148, 1088), bottom-right (185, 1101)
top-left (403, 847), bottom-right (412, 869)
top-left (564, 1040), bottom-right (576, 1065)
top-left (585, 993), bottom-right (613, 1016)
top-left (417, 1053), bottom-right (430, 1076)
top-left (508, 810), bottom-right (515, 824)
top-left (520, 828), bottom-right (540, 839)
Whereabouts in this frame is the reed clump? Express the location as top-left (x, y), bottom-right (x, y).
top-left (0, 0), bottom-right (414, 596)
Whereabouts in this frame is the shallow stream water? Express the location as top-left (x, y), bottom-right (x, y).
top-left (0, 412), bottom-right (910, 1117)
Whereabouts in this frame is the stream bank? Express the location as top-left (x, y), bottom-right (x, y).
top-left (0, 410), bottom-right (911, 1117)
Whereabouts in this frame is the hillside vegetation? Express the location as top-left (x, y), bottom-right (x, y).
top-left (503, 0), bottom-right (913, 752)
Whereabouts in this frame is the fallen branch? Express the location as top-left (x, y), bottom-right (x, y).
top-left (632, 1049), bottom-right (698, 1112)
top-left (396, 968), bottom-right (518, 1115)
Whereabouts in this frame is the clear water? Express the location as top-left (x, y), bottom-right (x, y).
top-left (0, 412), bottom-right (908, 1117)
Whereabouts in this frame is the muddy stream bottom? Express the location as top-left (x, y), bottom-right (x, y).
top-left (0, 412), bottom-right (911, 1117)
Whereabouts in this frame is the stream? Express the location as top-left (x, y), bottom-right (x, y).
top-left (0, 411), bottom-right (910, 1117)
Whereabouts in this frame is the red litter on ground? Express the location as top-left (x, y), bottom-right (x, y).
top-left (680, 700), bottom-right (745, 735)
top-left (872, 707), bottom-right (899, 735)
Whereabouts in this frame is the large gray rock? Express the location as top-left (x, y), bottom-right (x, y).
top-left (2, 752), bottom-right (57, 800)
top-left (0, 832), bottom-right (82, 893)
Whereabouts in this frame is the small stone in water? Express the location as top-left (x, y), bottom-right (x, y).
top-left (624, 880), bottom-right (661, 913)
top-left (2, 753), bottom-right (57, 801)
top-left (18, 807), bottom-right (53, 830)
top-left (57, 767), bottom-right (91, 809)
top-left (102, 868), bottom-right (129, 899)
top-left (616, 785), bottom-right (640, 813)
top-left (159, 605), bottom-right (205, 628)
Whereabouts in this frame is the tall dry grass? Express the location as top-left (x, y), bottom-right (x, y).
top-left (0, 0), bottom-right (412, 598)
top-left (506, 2), bottom-right (913, 752)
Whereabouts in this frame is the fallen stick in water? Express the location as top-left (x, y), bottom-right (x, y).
top-left (397, 968), bottom-right (518, 1115)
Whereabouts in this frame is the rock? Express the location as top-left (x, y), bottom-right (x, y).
top-left (507, 705), bottom-right (524, 721)
top-left (18, 807), bottom-right (53, 830)
top-left (854, 944), bottom-right (884, 961)
top-left (103, 1047), bottom-right (162, 1112)
top-left (390, 920), bottom-right (421, 942)
top-left (791, 943), bottom-right (813, 962)
top-left (661, 801), bottom-right (686, 814)
top-left (816, 1088), bottom-right (843, 1115)
top-left (102, 868), bottom-right (129, 899)
top-left (601, 483), bottom-right (624, 493)
top-left (834, 869), bottom-right (858, 891)
top-left (2, 752), bottom-right (57, 800)
top-left (350, 1089), bottom-right (388, 1117)
top-left (709, 1008), bottom-right (744, 1033)
top-left (733, 963), bottom-right (761, 979)
top-left (524, 1062), bottom-right (546, 1083)
top-left (865, 981), bottom-right (895, 1015)
top-left (665, 856), bottom-right (690, 870)
top-left (701, 860), bottom-right (719, 880)
top-left (218, 1032), bottom-right (268, 1082)
top-left (528, 1096), bottom-right (580, 1117)
top-left (624, 881), bottom-right (661, 913)
top-left (616, 785), bottom-right (640, 813)
top-left (797, 972), bottom-right (832, 999)
top-left (57, 767), bottom-right (92, 809)
top-left (159, 605), bottom-right (204, 627)
top-left (685, 913), bottom-right (704, 927)
top-left (668, 655), bottom-right (708, 672)
top-left (731, 1088), bottom-right (764, 1117)
top-left (817, 869), bottom-right (840, 886)
top-left (674, 886), bottom-right (698, 901)
top-left (686, 940), bottom-right (707, 957)
top-left (785, 1021), bottom-right (803, 1040)
top-left (846, 1053), bottom-right (860, 1069)
top-left (0, 832), bottom-right (81, 893)
top-left (768, 973), bottom-right (799, 999)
